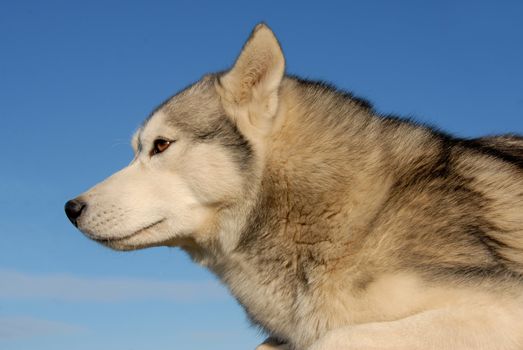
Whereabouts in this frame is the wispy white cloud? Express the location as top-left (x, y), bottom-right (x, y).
top-left (0, 268), bottom-right (227, 302)
top-left (0, 316), bottom-right (86, 339)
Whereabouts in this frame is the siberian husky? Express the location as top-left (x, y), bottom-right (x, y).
top-left (66, 24), bottom-right (523, 349)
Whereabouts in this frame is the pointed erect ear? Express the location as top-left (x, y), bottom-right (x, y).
top-left (217, 23), bottom-right (285, 132)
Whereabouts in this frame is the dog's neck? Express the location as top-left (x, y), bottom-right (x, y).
top-left (178, 80), bottom-right (397, 344)
top-left (175, 79), bottom-right (442, 346)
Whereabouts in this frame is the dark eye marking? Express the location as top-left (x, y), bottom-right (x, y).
top-left (150, 138), bottom-right (174, 156)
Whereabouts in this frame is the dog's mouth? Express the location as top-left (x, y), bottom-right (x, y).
top-left (84, 218), bottom-right (166, 244)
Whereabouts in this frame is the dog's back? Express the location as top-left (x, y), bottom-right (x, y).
top-left (474, 135), bottom-right (523, 160)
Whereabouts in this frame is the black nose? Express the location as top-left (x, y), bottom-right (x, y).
top-left (64, 199), bottom-right (86, 227)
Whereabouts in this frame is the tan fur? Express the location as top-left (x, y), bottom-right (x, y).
top-left (67, 24), bottom-right (523, 349)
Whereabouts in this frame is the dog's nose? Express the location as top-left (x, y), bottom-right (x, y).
top-left (64, 199), bottom-right (86, 227)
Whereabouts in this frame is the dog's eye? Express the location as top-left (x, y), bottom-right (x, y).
top-left (150, 139), bottom-right (172, 156)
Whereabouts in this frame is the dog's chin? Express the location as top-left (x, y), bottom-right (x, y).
top-left (96, 238), bottom-right (164, 251)
top-left (80, 219), bottom-right (170, 251)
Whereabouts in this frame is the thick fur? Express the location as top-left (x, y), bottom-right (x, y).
top-left (67, 24), bottom-right (523, 350)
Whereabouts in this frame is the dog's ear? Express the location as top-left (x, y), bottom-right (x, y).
top-left (217, 23), bottom-right (285, 134)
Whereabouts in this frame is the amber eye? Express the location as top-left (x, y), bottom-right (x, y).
top-left (150, 139), bottom-right (172, 156)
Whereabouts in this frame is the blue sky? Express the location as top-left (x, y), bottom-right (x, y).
top-left (0, 1), bottom-right (522, 349)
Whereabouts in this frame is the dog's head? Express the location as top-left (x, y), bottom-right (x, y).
top-left (65, 24), bottom-right (285, 252)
